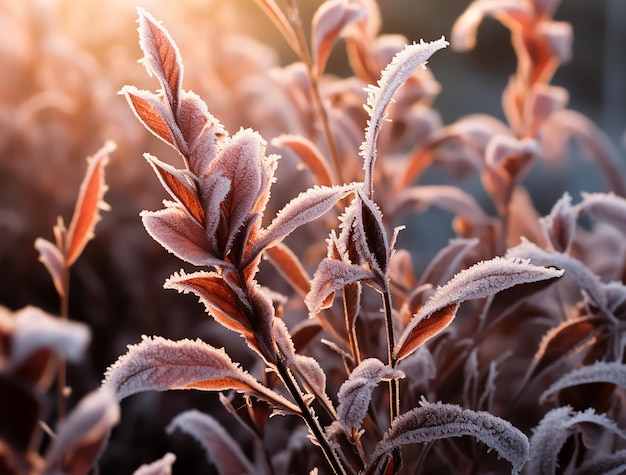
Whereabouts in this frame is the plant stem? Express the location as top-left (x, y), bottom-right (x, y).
top-left (57, 265), bottom-right (70, 421)
top-left (382, 287), bottom-right (399, 422)
top-left (276, 354), bottom-right (347, 475)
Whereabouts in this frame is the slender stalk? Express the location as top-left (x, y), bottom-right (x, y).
top-left (343, 284), bottom-right (361, 366)
top-left (382, 286), bottom-right (399, 422)
top-left (276, 354), bottom-right (348, 475)
top-left (57, 265), bottom-right (70, 421)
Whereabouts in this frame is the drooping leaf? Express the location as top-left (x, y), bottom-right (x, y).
top-left (43, 388), bottom-right (120, 475)
top-left (272, 134), bottom-right (335, 187)
top-left (132, 453), bottom-right (176, 475)
top-left (10, 306), bottom-right (90, 368)
top-left (65, 141), bottom-right (115, 266)
top-left (337, 358), bottom-right (404, 431)
top-left (311, 0), bottom-right (365, 76)
top-left (141, 205), bottom-right (223, 267)
top-left (305, 258), bottom-right (375, 315)
top-left (137, 7), bottom-right (183, 113)
top-left (579, 192), bottom-right (626, 236)
top-left (361, 37), bottom-right (449, 193)
top-left (370, 399), bottom-right (529, 475)
top-left (539, 192), bottom-right (578, 252)
top-left (540, 361), bottom-right (626, 404)
top-left (34, 237), bottom-right (65, 298)
top-left (395, 257), bottom-right (563, 361)
top-left (166, 410), bottom-right (255, 475)
top-left (528, 406), bottom-right (626, 475)
top-left (102, 335), bottom-right (299, 414)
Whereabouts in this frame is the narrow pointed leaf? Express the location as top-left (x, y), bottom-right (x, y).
top-left (65, 141), bottom-right (115, 266)
top-left (43, 388), bottom-right (120, 475)
top-left (252, 0), bottom-right (301, 56)
top-left (579, 192), bottom-right (626, 235)
top-left (540, 192), bottom-right (578, 252)
top-left (34, 237), bottom-right (66, 298)
top-left (337, 358), bottom-right (404, 431)
top-left (272, 134), bottom-right (335, 187)
top-left (395, 257), bottom-right (563, 361)
top-left (137, 8), bottom-right (183, 112)
top-left (102, 335), bottom-right (299, 414)
top-left (264, 242), bottom-right (311, 297)
top-left (574, 450), bottom-right (626, 475)
top-left (355, 190), bottom-right (389, 277)
top-left (166, 410), bottom-right (255, 475)
top-left (132, 453), bottom-right (176, 475)
top-left (371, 400), bottom-right (529, 474)
top-left (418, 238), bottom-right (479, 287)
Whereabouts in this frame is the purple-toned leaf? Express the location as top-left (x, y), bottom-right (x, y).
top-left (145, 154), bottom-right (204, 225)
top-left (579, 192), bottom-right (626, 236)
top-left (166, 410), bottom-right (254, 475)
top-left (264, 243), bottom-right (311, 297)
top-left (141, 205), bottom-right (223, 267)
top-left (354, 190), bottom-right (389, 277)
top-left (539, 21), bottom-right (573, 64)
top-left (528, 407), bottom-right (626, 475)
top-left (137, 8), bottom-right (183, 112)
top-left (395, 257), bottom-right (563, 361)
top-left (574, 450), bottom-right (626, 475)
top-left (11, 306), bottom-right (90, 367)
top-left (311, 0), bottom-right (365, 76)
top-left (540, 361), bottom-right (626, 404)
top-left (65, 141), bottom-right (114, 266)
top-left (34, 237), bottom-right (65, 298)
top-left (371, 399), bottom-right (529, 474)
top-left (539, 192), bottom-right (578, 252)
top-left (272, 134), bottom-right (335, 187)
top-left (102, 335), bottom-right (299, 414)
top-left (252, 184), bottom-right (356, 256)
top-left (122, 86), bottom-right (182, 149)
top-left (43, 388), bottom-right (120, 475)
top-left (361, 37), bottom-right (448, 193)
top-left (305, 258), bottom-right (375, 315)
top-left (132, 453), bottom-right (176, 475)
top-left (337, 358), bottom-right (404, 431)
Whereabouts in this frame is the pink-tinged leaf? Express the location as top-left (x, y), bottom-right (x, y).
top-left (574, 450), bottom-right (626, 475)
top-left (528, 407), bottom-right (626, 475)
top-left (361, 37), bottom-right (448, 193)
top-left (371, 399), bottom-right (529, 475)
top-left (122, 86), bottom-right (182, 149)
top-left (305, 258), bottom-right (375, 315)
top-left (137, 8), bottom-right (183, 112)
top-left (102, 335), bottom-right (299, 414)
top-left (133, 453), bottom-right (176, 475)
top-left (539, 192), bottom-right (578, 253)
top-left (525, 84), bottom-right (569, 136)
top-left (145, 154), bottom-right (204, 225)
top-left (540, 361), bottom-right (626, 404)
top-left (34, 237), bottom-right (66, 298)
top-left (354, 190), bottom-right (389, 278)
top-left (11, 306), bottom-right (90, 367)
top-left (272, 134), bottom-right (335, 187)
top-left (484, 135), bottom-right (539, 168)
top-left (451, 0), bottom-right (530, 52)
top-left (166, 410), bottom-right (255, 475)
top-left (43, 388), bottom-right (120, 475)
top-left (252, 184), bottom-right (356, 257)
top-left (141, 206), bottom-right (223, 267)
top-left (395, 257), bottom-right (564, 361)
top-left (538, 21), bottom-right (573, 64)
top-left (65, 141), bottom-right (115, 266)
top-left (579, 192), bottom-right (626, 236)
top-left (264, 242), bottom-right (311, 297)
top-left (311, 0), bottom-right (365, 76)
top-left (337, 358), bottom-right (404, 431)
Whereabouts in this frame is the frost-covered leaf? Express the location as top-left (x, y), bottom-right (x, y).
top-left (132, 453), bottom-right (176, 475)
top-left (11, 306), bottom-right (90, 367)
top-left (272, 134), bottom-right (335, 187)
top-left (418, 238), bottom-right (479, 287)
top-left (579, 192), bottom-right (626, 236)
top-left (354, 190), bottom-right (389, 277)
top-left (337, 358), bottom-right (404, 431)
top-left (540, 361), bottom-right (626, 404)
top-left (43, 388), bottom-right (120, 475)
top-left (311, 0), bottom-right (364, 75)
top-left (65, 141), bottom-right (114, 266)
top-left (166, 410), bottom-right (255, 475)
top-left (371, 399), bottom-right (529, 474)
top-left (141, 206), bottom-right (223, 267)
top-left (395, 257), bottom-right (563, 361)
top-left (528, 407), bottom-right (626, 475)
top-left (573, 450), bottom-right (626, 475)
top-left (540, 192), bottom-right (578, 252)
top-left (361, 37), bottom-right (448, 193)
top-left (144, 153), bottom-right (204, 225)
top-left (102, 336), bottom-right (299, 414)
top-left (137, 7), bottom-right (183, 112)
top-left (34, 237), bottom-right (65, 298)
top-left (252, 184), bottom-right (356, 256)
top-left (305, 258), bottom-right (375, 315)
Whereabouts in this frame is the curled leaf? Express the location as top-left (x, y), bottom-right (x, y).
top-left (371, 399), bottom-right (529, 474)
top-left (395, 257), bottom-right (563, 361)
top-left (166, 410), bottom-right (255, 475)
top-left (579, 192), bottom-right (626, 236)
top-left (337, 358), bottom-right (404, 431)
